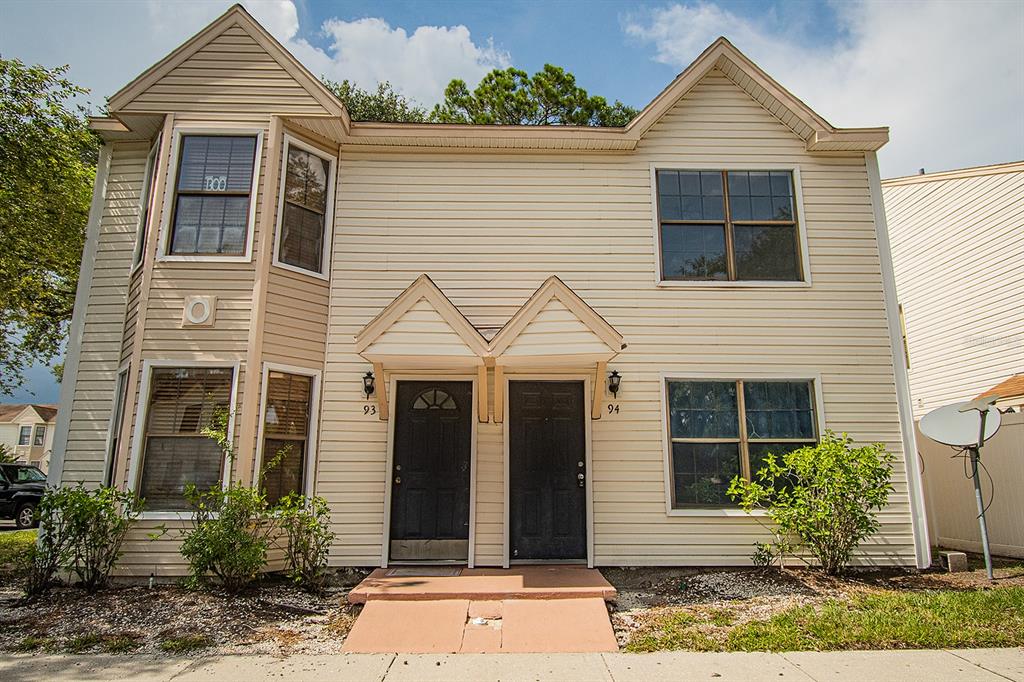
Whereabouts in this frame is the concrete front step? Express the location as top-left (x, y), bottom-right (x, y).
top-left (341, 597), bottom-right (618, 654)
top-left (348, 566), bottom-right (617, 604)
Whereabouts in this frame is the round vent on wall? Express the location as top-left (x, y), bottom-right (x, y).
top-left (182, 295), bottom-right (216, 327)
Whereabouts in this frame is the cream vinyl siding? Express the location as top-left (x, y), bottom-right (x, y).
top-left (362, 297), bottom-right (480, 360)
top-left (322, 70), bottom-right (916, 567)
top-left (501, 298), bottom-right (610, 359)
top-left (118, 26), bottom-right (326, 117)
top-left (882, 165), bottom-right (1024, 419)
top-left (63, 143), bottom-right (149, 486)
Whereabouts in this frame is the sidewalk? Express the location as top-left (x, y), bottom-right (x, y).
top-left (1, 649), bottom-right (1022, 682)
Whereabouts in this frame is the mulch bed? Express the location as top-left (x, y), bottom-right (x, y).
top-left (0, 571), bottom-right (369, 656)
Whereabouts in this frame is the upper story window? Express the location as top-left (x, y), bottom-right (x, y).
top-left (133, 137), bottom-right (161, 269)
top-left (18, 426), bottom-right (31, 446)
top-left (33, 426), bottom-right (46, 447)
top-left (167, 134), bottom-right (258, 257)
top-left (274, 136), bottom-right (335, 276)
top-left (656, 170), bottom-right (803, 283)
top-left (665, 379), bottom-right (817, 508)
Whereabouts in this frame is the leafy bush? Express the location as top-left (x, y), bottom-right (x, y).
top-left (276, 493), bottom-right (335, 591)
top-left (22, 485), bottom-right (142, 597)
top-left (66, 486), bottom-right (142, 592)
top-left (177, 409), bottom-right (273, 592)
top-left (23, 487), bottom-right (77, 597)
top-left (179, 482), bottom-right (275, 592)
top-left (0, 443), bottom-right (17, 463)
top-left (728, 431), bottom-right (894, 575)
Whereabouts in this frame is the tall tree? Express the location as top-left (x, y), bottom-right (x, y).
top-left (0, 59), bottom-right (99, 393)
top-left (322, 78), bottom-right (427, 123)
top-left (430, 64), bottom-right (638, 126)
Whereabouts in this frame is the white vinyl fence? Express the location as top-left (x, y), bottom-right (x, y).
top-left (917, 411), bottom-right (1024, 558)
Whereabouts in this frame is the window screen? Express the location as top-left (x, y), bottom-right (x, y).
top-left (138, 367), bottom-right (233, 511)
top-left (169, 135), bottom-right (257, 256)
top-left (18, 426), bottom-right (31, 446)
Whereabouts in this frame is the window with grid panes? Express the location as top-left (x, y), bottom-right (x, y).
top-left (666, 379), bottom-right (817, 507)
top-left (168, 135), bottom-right (257, 256)
top-left (656, 170), bottom-right (802, 281)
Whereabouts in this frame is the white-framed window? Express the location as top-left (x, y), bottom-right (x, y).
top-left (33, 425), bottom-right (46, 447)
top-left (255, 362), bottom-right (321, 504)
top-left (272, 134), bottom-right (336, 278)
top-left (158, 127), bottom-right (263, 263)
top-left (128, 360), bottom-right (239, 517)
top-left (661, 373), bottom-right (824, 514)
top-left (18, 426), bottom-right (31, 446)
top-left (103, 365), bottom-right (131, 487)
top-left (651, 165), bottom-right (811, 288)
top-left (132, 136), bottom-right (162, 270)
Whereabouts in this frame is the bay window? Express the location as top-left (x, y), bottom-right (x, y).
top-left (137, 366), bottom-right (234, 511)
top-left (275, 136), bottom-right (335, 276)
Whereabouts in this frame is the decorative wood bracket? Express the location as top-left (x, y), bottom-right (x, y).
top-left (372, 362), bottom-right (388, 421)
top-left (592, 361), bottom-right (607, 419)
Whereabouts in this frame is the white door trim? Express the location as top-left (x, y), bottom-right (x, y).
top-left (380, 373), bottom-right (479, 568)
top-left (502, 373), bottom-right (594, 569)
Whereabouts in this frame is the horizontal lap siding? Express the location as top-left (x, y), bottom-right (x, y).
top-left (121, 27), bottom-right (325, 116)
top-left (322, 70), bottom-right (916, 567)
top-left (63, 143), bottom-right (147, 487)
top-left (882, 169), bottom-right (1024, 419)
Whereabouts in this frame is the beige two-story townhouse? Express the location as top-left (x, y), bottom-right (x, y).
top-left (48, 5), bottom-right (929, 576)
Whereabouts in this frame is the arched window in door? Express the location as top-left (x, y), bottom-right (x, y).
top-left (412, 388), bottom-right (457, 410)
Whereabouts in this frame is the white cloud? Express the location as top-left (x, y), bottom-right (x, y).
top-left (625, 1), bottom-right (1024, 177)
top-left (302, 18), bottom-right (510, 106)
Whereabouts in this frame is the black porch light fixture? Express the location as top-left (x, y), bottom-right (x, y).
top-left (362, 371), bottom-right (375, 399)
top-left (607, 370), bottom-right (622, 397)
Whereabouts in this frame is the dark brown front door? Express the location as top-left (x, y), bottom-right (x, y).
top-left (389, 381), bottom-right (472, 561)
top-left (509, 381), bottom-right (587, 561)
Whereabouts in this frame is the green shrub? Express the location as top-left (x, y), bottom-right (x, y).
top-left (23, 485), bottom-right (143, 597)
top-left (179, 482), bottom-right (274, 592)
top-left (177, 409), bottom-right (273, 592)
top-left (728, 431), bottom-right (894, 575)
top-left (66, 486), bottom-right (142, 592)
top-left (23, 487), bottom-right (77, 598)
top-left (276, 493), bottom-right (335, 591)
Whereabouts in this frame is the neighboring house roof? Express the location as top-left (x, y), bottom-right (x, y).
top-left (977, 374), bottom-right (1024, 401)
top-left (883, 160), bottom-right (1024, 187)
top-left (91, 4), bottom-right (888, 153)
top-left (0, 404), bottom-right (58, 424)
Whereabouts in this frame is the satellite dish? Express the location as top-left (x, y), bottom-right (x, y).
top-left (920, 400), bottom-right (1001, 447)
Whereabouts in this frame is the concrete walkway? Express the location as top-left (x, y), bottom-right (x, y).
top-left (2, 649), bottom-right (1022, 681)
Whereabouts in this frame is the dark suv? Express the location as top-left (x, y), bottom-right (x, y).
top-left (0, 464), bottom-right (45, 529)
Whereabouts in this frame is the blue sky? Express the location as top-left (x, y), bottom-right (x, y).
top-left (2, 0), bottom-right (1022, 403)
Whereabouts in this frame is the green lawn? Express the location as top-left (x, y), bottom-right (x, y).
top-left (626, 587), bottom-right (1024, 652)
top-left (0, 529), bottom-right (36, 570)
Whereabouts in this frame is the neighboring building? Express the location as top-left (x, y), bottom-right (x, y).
top-left (883, 161), bottom-right (1024, 419)
top-left (49, 5), bottom-right (929, 576)
top-left (0, 404), bottom-right (58, 471)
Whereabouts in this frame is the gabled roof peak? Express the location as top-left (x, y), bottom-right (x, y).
top-left (107, 3), bottom-right (349, 124)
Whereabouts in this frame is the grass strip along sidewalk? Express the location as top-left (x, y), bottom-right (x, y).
top-left (627, 586), bottom-right (1024, 652)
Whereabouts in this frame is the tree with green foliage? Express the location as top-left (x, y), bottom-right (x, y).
top-left (0, 59), bottom-right (99, 393)
top-left (430, 64), bottom-right (638, 126)
top-left (322, 78), bottom-right (427, 122)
